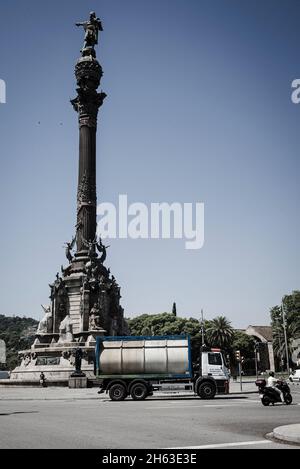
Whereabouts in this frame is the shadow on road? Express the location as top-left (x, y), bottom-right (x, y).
top-left (101, 395), bottom-right (253, 403)
top-left (0, 411), bottom-right (39, 416)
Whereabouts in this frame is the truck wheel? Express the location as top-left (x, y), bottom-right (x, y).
top-left (197, 381), bottom-right (216, 399)
top-left (109, 383), bottom-right (127, 401)
top-left (130, 382), bottom-right (148, 401)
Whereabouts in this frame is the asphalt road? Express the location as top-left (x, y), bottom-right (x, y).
top-left (0, 386), bottom-right (300, 449)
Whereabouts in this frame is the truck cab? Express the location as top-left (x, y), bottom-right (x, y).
top-left (195, 347), bottom-right (229, 397)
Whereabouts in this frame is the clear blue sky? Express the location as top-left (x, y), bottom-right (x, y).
top-left (0, 0), bottom-right (299, 328)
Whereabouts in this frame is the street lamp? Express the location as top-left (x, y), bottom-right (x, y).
top-left (200, 309), bottom-right (205, 346)
top-left (234, 350), bottom-right (243, 391)
top-left (281, 300), bottom-right (290, 374)
top-left (254, 342), bottom-right (259, 379)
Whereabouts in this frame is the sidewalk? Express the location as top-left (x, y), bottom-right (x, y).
top-left (229, 380), bottom-right (256, 394)
top-left (0, 381), bottom-right (257, 401)
top-left (0, 387), bottom-right (102, 400)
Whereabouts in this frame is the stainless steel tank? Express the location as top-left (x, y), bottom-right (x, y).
top-left (98, 337), bottom-right (191, 376)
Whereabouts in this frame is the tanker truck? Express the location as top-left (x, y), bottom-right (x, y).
top-left (95, 335), bottom-right (229, 401)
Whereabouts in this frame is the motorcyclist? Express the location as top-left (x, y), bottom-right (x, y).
top-left (267, 371), bottom-right (284, 402)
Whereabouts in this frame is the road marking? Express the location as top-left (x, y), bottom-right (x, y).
top-left (158, 398), bottom-right (258, 403)
top-left (166, 440), bottom-right (272, 449)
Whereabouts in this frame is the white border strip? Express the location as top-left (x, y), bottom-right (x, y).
top-left (166, 440), bottom-right (271, 449)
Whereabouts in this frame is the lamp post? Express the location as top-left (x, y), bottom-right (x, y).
top-left (254, 342), bottom-right (259, 380)
top-left (281, 300), bottom-right (290, 374)
top-left (235, 351), bottom-right (242, 391)
top-left (200, 309), bottom-right (205, 346)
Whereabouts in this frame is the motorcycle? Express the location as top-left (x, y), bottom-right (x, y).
top-left (255, 378), bottom-right (292, 406)
top-left (256, 378), bottom-right (292, 406)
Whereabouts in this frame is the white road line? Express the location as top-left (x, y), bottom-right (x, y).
top-left (158, 399), bottom-right (258, 403)
top-left (166, 440), bottom-right (272, 449)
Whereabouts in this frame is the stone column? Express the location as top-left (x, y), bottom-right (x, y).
top-left (71, 55), bottom-right (106, 262)
top-left (77, 124), bottom-right (97, 250)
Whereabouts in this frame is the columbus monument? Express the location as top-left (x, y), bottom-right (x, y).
top-left (11, 13), bottom-right (127, 382)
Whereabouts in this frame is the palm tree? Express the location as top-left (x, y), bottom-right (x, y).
top-left (206, 316), bottom-right (234, 349)
top-left (272, 320), bottom-right (300, 361)
top-left (271, 292), bottom-right (300, 365)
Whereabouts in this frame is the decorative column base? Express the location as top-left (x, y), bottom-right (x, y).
top-left (69, 375), bottom-right (88, 388)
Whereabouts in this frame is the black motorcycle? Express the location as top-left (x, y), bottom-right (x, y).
top-left (255, 378), bottom-right (292, 406)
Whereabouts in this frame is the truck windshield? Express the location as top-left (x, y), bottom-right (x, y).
top-left (208, 353), bottom-right (222, 366)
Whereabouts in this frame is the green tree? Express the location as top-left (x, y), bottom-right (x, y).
top-left (127, 313), bottom-right (239, 365)
top-left (270, 291), bottom-right (300, 366)
top-left (231, 330), bottom-right (256, 357)
top-left (127, 313), bottom-right (201, 337)
top-left (0, 314), bottom-right (38, 370)
top-left (205, 316), bottom-right (234, 349)
top-left (127, 313), bottom-right (204, 363)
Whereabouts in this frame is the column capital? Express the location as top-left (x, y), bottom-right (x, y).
top-left (71, 90), bottom-right (106, 127)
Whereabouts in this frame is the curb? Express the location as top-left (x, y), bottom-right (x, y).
top-left (229, 391), bottom-right (257, 395)
top-left (266, 432), bottom-right (300, 446)
top-left (266, 424), bottom-right (300, 446)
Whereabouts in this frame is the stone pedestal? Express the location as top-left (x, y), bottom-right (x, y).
top-left (86, 329), bottom-right (106, 346)
top-left (69, 376), bottom-right (88, 388)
